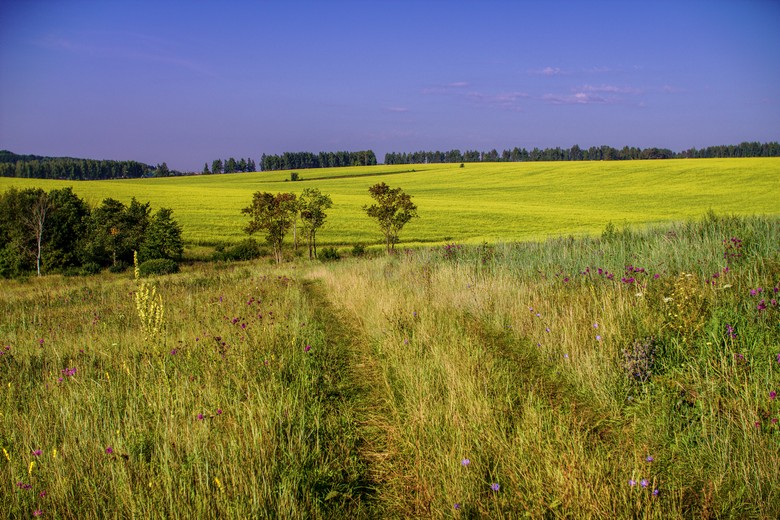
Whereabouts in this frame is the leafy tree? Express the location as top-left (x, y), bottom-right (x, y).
top-left (202, 163), bottom-right (210, 174)
top-left (212, 159), bottom-right (223, 174)
top-left (86, 198), bottom-right (150, 267)
top-left (44, 187), bottom-right (90, 271)
top-left (364, 183), bottom-right (418, 254)
top-left (242, 192), bottom-right (298, 263)
top-left (139, 208), bottom-right (184, 262)
top-left (155, 162), bottom-right (170, 177)
top-left (298, 188), bottom-right (333, 259)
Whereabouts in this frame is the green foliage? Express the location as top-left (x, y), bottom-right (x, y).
top-left (242, 191), bottom-right (298, 263)
top-left (138, 207), bottom-right (184, 262)
top-left (290, 171), bottom-right (299, 181)
top-left (364, 182), bottom-right (418, 253)
top-left (137, 257), bottom-right (179, 277)
top-left (299, 187), bottom-right (333, 259)
top-left (351, 243), bottom-right (366, 257)
top-left (319, 246), bottom-right (340, 261)
top-left (213, 238), bottom-right (265, 261)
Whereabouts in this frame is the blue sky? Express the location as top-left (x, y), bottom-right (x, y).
top-left (1, 0), bottom-right (778, 171)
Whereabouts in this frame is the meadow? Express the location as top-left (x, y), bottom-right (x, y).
top-left (1, 158), bottom-right (778, 248)
top-left (2, 212), bottom-right (779, 518)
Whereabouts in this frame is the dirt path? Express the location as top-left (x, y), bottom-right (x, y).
top-left (301, 279), bottom-right (394, 518)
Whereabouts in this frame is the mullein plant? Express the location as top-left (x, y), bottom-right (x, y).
top-left (133, 251), bottom-right (165, 343)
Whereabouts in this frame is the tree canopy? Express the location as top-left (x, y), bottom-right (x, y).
top-left (364, 183), bottom-right (418, 253)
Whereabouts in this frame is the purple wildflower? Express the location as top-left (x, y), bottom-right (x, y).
top-left (454, 503), bottom-right (461, 510)
top-left (490, 483), bottom-right (500, 491)
top-left (197, 413), bottom-right (204, 421)
top-left (593, 323), bottom-right (598, 329)
top-left (640, 479), bottom-right (649, 488)
top-left (545, 327), bottom-right (550, 333)
top-left (652, 489), bottom-right (660, 496)
top-left (770, 391), bottom-right (777, 400)
top-left (646, 455), bottom-right (654, 462)
top-left (33, 509), bottom-right (43, 517)
top-left (32, 450), bottom-right (42, 457)
top-left (461, 458), bottom-right (470, 467)
top-left (629, 479), bottom-right (636, 487)
top-left (105, 446), bottom-right (113, 454)
top-left (596, 335), bottom-right (602, 342)
top-left (304, 345), bottom-right (312, 352)
top-left (216, 408), bottom-right (223, 415)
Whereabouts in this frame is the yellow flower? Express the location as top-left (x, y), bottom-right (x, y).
top-left (29, 460), bottom-right (35, 476)
top-left (52, 448), bottom-right (57, 460)
top-left (214, 477), bottom-right (224, 492)
top-left (2, 447), bottom-right (9, 462)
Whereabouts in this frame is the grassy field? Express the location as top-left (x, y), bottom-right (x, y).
top-left (1, 158), bottom-right (778, 248)
top-left (2, 213), bottom-right (779, 518)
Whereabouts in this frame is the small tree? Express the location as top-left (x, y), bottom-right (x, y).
top-left (364, 182), bottom-right (418, 254)
top-left (242, 192), bottom-right (298, 263)
top-left (299, 188), bottom-right (333, 259)
top-left (138, 207), bottom-right (184, 262)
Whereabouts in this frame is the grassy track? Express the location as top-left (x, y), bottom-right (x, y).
top-left (1, 158), bottom-right (778, 247)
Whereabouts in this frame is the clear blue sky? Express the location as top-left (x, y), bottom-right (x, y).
top-left (1, 0), bottom-right (778, 171)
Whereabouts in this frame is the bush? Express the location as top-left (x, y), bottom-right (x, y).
top-left (109, 261), bottom-right (130, 273)
top-left (138, 258), bottom-right (179, 277)
top-left (80, 262), bottom-right (102, 276)
top-left (319, 247), bottom-right (341, 261)
top-left (351, 243), bottom-right (366, 257)
top-left (213, 239), bottom-right (265, 261)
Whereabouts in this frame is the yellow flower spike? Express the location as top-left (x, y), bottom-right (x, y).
top-left (214, 477), bottom-right (224, 492)
top-left (105, 372), bottom-right (110, 382)
top-left (52, 448), bottom-right (57, 460)
top-left (3, 447), bottom-right (10, 462)
top-left (29, 460), bottom-right (35, 476)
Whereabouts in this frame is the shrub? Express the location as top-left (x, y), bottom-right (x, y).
top-left (213, 239), bottom-right (264, 262)
top-left (319, 247), bottom-right (341, 261)
top-left (109, 261), bottom-right (130, 273)
top-left (138, 258), bottom-right (179, 277)
top-left (351, 243), bottom-right (366, 257)
top-left (80, 262), bottom-right (102, 276)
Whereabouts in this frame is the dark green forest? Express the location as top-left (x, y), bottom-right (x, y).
top-left (0, 187), bottom-right (183, 278)
top-left (384, 141), bottom-right (780, 164)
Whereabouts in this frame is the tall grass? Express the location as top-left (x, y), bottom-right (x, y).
top-left (314, 214), bottom-right (780, 517)
top-left (1, 265), bottom-right (370, 518)
top-left (2, 213), bottom-right (778, 518)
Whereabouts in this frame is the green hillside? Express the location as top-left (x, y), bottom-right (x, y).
top-left (1, 158), bottom-right (777, 246)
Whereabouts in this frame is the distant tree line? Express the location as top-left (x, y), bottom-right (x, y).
top-left (384, 141), bottom-right (780, 164)
top-left (0, 150), bottom-right (161, 180)
top-left (260, 151), bottom-right (377, 171)
top-left (205, 157), bottom-right (257, 174)
top-left (0, 187), bottom-right (183, 278)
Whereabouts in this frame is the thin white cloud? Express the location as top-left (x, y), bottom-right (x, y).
top-left (385, 106), bottom-right (410, 113)
top-left (580, 84), bottom-right (642, 95)
top-left (542, 92), bottom-right (608, 105)
top-left (528, 66), bottom-right (565, 76)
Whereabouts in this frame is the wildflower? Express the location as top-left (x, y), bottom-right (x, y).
top-left (33, 510), bottom-right (43, 517)
top-left (461, 458), bottom-right (470, 467)
top-left (640, 479), bottom-right (649, 488)
top-left (216, 409), bottom-right (223, 415)
top-left (490, 483), bottom-right (500, 491)
top-left (3, 447), bottom-right (9, 461)
top-left (32, 450), bottom-right (42, 457)
top-left (105, 446), bottom-right (113, 454)
top-left (564, 353), bottom-right (569, 359)
top-left (170, 349), bottom-right (178, 355)
top-left (545, 327), bottom-right (550, 333)
top-left (770, 391), bottom-right (777, 400)
top-left (653, 274), bottom-right (660, 279)
top-left (454, 503), bottom-right (461, 510)
top-left (646, 455), bottom-right (654, 462)
top-left (593, 323), bottom-right (598, 329)
top-left (28, 461), bottom-right (34, 475)
top-left (39, 338), bottom-right (44, 345)
top-left (304, 345), bottom-right (312, 352)
top-left (596, 335), bottom-right (602, 342)
top-left (197, 413), bottom-right (204, 421)
top-left (629, 479), bottom-right (636, 487)
top-left (652, 489), bottom-right (660, 496)
top-left (39, 490), bottom-right (46, 497)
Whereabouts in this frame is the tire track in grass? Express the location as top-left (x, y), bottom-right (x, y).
top-left (301, 279), bottom-right (393, 518)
